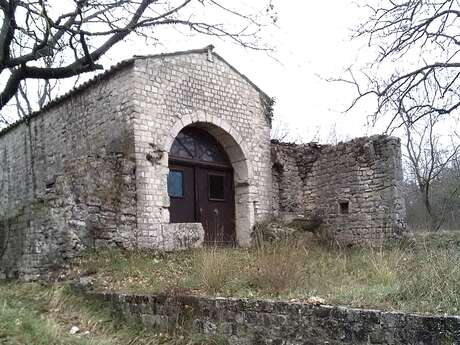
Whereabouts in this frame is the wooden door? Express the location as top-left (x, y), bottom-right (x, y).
top-left (197, 167), bottom-right (235, 245)
top-left (168, 164), bottom-right (195, 223)
top-left (168, 126), bottom-right (236, 245)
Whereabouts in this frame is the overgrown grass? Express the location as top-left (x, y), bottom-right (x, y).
top-left (247, 241), bottom-right (306, 293)
top-left (192, 248), bottom-right (235, 294)
top-left (0, 282), bottom-right (228, 345)
top-left (3, 233), bottom-right (458, 344)
top-left (70, 232), bottom-right (460, 315)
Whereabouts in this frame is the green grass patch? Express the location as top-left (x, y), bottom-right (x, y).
top-left (70, 231), bottom-right (460, 315)
top-left (0, 282), bottom-right (228, 345)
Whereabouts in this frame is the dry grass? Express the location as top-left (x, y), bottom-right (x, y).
top-left (191, 242), bottom-right (307, 295)
top-left (0, 282), bottom-right (228, 345)
top-left (248, 241), bottom-right (306, 293)
top-left (192, 248), bottom-right (235, 293)
top-left (69, 231), bottom-right (460, 315)
top-left (394, 250), bottom-right (460, 313)
top-left (4, 232), bottom-right (458, 344)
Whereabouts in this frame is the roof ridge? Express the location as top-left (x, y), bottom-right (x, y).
top-left (0, 58), bottom-right (135, 137)
top-left (132, 45), bottom-right (213, 60)
top-left (0, 45), bottom-right (270, 138)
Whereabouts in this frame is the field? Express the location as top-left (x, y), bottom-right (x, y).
top-left (1, 231), bottom-right (459, 344)
top-left (69, 231), bottom-right (460, 315)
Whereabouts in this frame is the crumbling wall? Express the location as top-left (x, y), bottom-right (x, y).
top-left (271, 141), bottom-right (321, 219)
top-left (271, 135), bottom-right (406, 244)
top-left (0, 65), bottom-right (138, 280)
top-left (89, 291), bottom-right (460, 345)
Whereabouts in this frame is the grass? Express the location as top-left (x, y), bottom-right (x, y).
top-left (2, 232), bottom-right (459, 344)
top-left (69, 231), bottom-right (460, 315)
top-left (0, 282), bottom-right (228, 345)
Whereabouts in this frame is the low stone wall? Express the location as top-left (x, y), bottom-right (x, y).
top-left (88, 291), bottom-right (460, 345)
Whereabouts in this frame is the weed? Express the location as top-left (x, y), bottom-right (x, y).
top-left (248, 241), bottom-right (306, 294)
top-left (192, 248), bottom-right (235, 294)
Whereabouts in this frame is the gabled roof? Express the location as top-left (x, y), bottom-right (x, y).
top-left (0, 45), bottom-right (271, 137)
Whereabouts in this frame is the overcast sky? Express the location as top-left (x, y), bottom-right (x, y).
top-left (2, 0), bottom-right (380, 143)
top-left (97, 0), bottom-right (377, 144)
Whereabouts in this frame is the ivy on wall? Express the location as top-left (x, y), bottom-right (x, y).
top-left (261, 95), bottom-right (275, 123)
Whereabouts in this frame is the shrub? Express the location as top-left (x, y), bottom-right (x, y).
top-left (251, 220), bottom-right (295, 246)
top-left (251, 219), bottom-right (321, 248)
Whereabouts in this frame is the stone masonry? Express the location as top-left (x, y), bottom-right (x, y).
top-left (0, 46), bottom-right (273, 279)
top-left (131, 47), bottom-right (272, 248)
top-left (0, 45), bottom-right (405, 279)
top-left (87, 291), bottom-right (460, 345)
top-left (0, 64), bottom-right (138, 279)
top-left (271, 136), bottom-right (406, 244)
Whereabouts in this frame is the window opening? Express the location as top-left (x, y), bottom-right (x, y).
top-left (209, 174), bottom-right (225, 201)
top-left (339, 201), bottom-right (350, 214)
top-left (168, 170), bottom-right (184, 198)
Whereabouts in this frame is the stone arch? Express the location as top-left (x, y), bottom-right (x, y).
top-left (164, 112), bottom-right (254, 246)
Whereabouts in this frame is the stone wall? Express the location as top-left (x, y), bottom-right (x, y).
top-left (0, 47), bottom-right (273, 278)
top-left (271, 135), bottom-right (406, 244)
top-left (0, 45), bottom-right (406, 278)
top-left (88, 291), bottom-right (460, 345)
top-left (131, 47), bottom-right (273, 247)
top-left (0, 65), bottom-right (138, 280)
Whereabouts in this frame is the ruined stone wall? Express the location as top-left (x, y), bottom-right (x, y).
top-left (0, 66), bottom-right (138, 279)
top-left (271, 135), bottom-right (406, 244)
top-left (89, 291), bottom-right (460, 345)
top-left (131, 49), bottom-right (272, 247)
top-left (271, 141), bottom-right (321, 219)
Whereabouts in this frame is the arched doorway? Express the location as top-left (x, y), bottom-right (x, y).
top-left (167, 126), bottom-right (236, 245)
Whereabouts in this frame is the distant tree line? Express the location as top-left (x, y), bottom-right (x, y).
top-left (343, 0), bottom-right (460, 232)
top-left (403, 153), bottom-right (460, 231)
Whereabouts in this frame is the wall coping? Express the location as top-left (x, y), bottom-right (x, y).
top-left (73, 288), bottom-right (460, 343)
top-left (83, 290), bottom-right (460, 321)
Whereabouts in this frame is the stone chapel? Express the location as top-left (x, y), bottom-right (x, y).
top-left (0, 46), bottom-right (406, 279)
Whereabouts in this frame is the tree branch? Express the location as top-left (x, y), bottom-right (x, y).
top-left (0, 1), bottom-right (18, 71)
top-left (0, 0), bottom-right (275, 114)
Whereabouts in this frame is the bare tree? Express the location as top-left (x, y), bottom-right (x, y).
top-left (401, 108), bottom-right (460, 230)
top-left (339, 0), bottom-right (460, 230)
top-left (344, 0), bottom-right (460, 130)
top-left (271, 119), bottom-right (291, 142)
top-left (404, 146), bottom-right (460, 231)
top-left (13, 55), bottom-right (60, 118)
top-left (0, 0), bottom-right (276, 116)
